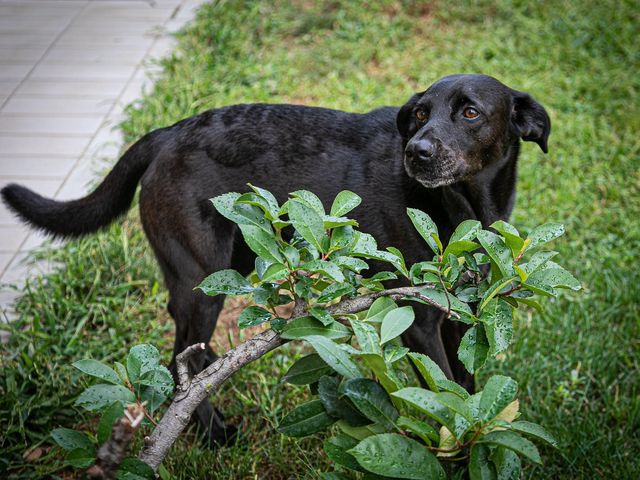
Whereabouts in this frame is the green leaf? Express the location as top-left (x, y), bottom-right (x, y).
top-left (408, 352), bottom-right (446, 392)
top-left (350, 231), bottom-right (378, 256)
top-left (364, 297), bottom-right (398, 323)
top-left (526, 223), bottom-right (565, 249)
top-left (248, 183), bottom-right (280, 219)
top-left (477, 230), bottom-right (515, 277)
top-left (51, 428), bottom-right (94, 451)
top-left (127, 344), bottom-right (161, 378)
top-left (510, 421), bottom-right (558, 447)
top-left (520, 251), bottom-right (557, 275)
top-left (303, 335), bottom-right (362, 379)
top-left (197, 269), bottom-right (253, 296)
top-left (478, 276), bottom-right (519, 312)
top-left (435, 392), bottom-right (474, 422)
top-left (444, 240), bottom-right (480, 258)
top-left (480, 299), bottom-right (514, 356)
top-left (350, 319), bottom-right (381, 354)
top-left (277, 399), bottom-right (335, 437)
top-left (527, 262), bottom-right (581, 291)
top-left (310, 307), bottom-right (335, 326)
top-left (75, 384), bottom-right (136, 412)
top-left (337, 420), bottom-right (386, 441)
top-left (117, 458), bottom-right (156, 480)
top-left (391, 388), bottom-right (455, 432)
top-left (73, 359), bottom-right (122, 385)
top-left (358, 353), bottom-right (404, 394)
top-left (98, 402), bottom-right (124, 444)
top-left (291, 190), bottom-right (325, 216)
top-left (397, 415), bottom-right (439, 444)
top-left (261, 262), bottom-right (289, 282)
top-left (230, 201), bottom-right (273, 234)
top-left (513, 297), bottom-right (543, 313)
top-left (333, 256), bottom-right (368, 273)
top-left (283, 245), bottom-right (301, 268)
top-left (139, 366), bottom-right (173, 397)
top-left (288, 200), bottom-right (326, 254)
top-left (437, 378), bottom-right (471, 399)
top-left (369, 271), bottom-right (398, 282)
top-left (380, 306), bottom-right (414, 344)
top-left (479, 375), bottom-right (518, 422)
top-left (491, 220), bottom-right (525, 257)
top-left (238, 306), bottom-right (273, 328)
top-left (386, 246), bottom-right (409, 277)
top-left (302, 259), bottom-right (345, 283)
top-left (211, 192), bottom-right (242, 222)
top-left (114, 362), bottom-right (128, 384)
top-left (281, 316), bottom-right (351, 340)
top-left (66, 448), bottom-right (95, 469)
top-left (341, 378), bottom-right (399, 430)
top-left (283, 354), bottom-right (332, 385)
top-left (457, 324), bottom-right (490, 374)
top-left (317, 282), bottom-right (354, 303)
top-left (407, 208), bottom-right (440, 254)
top-left (492, 446), bottom-right (521, 480)
top-left (470, 444), bottom-right (497, 480)
top-left (348, 433), bottom-right (445, 479)
top-left (479, 430), bottom-right (542, 464)
top-left (330, 190), bottom-right (362, 217)
top-left (323, 215), bottom-right (358, 229)
top-left (330, 226), bottom-right (356, 251)
top-left (451, 219), bottom-right (482, 243)
top-left (318, 376), bottom-right (370, 426)
top-left (238, 224), bottom-right (284, 263)
top-left (383, 344), bottom-right (409, 363)
top-left (324, 434), bottom-right (365, 472)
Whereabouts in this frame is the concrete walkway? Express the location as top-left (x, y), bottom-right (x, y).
top-left (0, 0), bottom-right (203, 320)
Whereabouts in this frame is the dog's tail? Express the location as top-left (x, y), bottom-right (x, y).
top-left (1, 130), bottom-right (162, 239)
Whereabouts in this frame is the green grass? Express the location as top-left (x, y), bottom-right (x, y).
top-left (1, 0), bottom-right (638, 478)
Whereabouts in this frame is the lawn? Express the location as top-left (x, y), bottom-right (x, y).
top-left (1, 0), bottom-right (638, 478)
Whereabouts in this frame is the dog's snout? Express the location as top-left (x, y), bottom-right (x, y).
top-left (406, 139), bottom-right (437, 161)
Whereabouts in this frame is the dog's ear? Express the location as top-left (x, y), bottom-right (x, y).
top-left (396, 91), bottom-right (424, 140)
top-left (511, 91), bottom-right (551, 153)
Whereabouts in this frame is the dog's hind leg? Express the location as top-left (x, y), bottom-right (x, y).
top-left (164, 273), bottom-right (238, 446)
top-left (149, 222), bottom-right (238, 446)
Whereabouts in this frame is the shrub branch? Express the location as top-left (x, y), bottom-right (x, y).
top-left (137, 285), bottom-right (454, 470)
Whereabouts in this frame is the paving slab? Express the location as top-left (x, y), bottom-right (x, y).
top-left (0, 0), bottom-right (204, 320)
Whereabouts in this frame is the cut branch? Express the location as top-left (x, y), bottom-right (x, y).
top-left (137, 284), bottom-right (456, 470)
top-left (175, 342), bottom-right (205, 396)
top-left (87, 404), bottom-right (145, 479)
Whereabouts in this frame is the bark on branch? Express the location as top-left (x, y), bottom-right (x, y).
top-left (86, 404), bottom-right (145, 479)
top-left (137, 285), bottom-right (455, 470)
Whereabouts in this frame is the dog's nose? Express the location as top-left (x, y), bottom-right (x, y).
top-left (406, 139), bottom-right (436, 161)
top-left (414, 139), bottom-right (436, 161)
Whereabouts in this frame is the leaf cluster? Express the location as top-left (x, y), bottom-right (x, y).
top-left (196, 187), bottom-right (580, 479)
top-left (50, 345), bottom-right (173, 479)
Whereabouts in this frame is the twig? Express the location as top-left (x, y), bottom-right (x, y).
top-left (86, 404), bottom-right (145, 480)
top-left (175, 342), bottom-right (206, 397)
top-left (437, 274), bottom-right (452, 318)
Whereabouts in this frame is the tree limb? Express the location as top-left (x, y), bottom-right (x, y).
top-left (137, 285), bottom-right (456, 470)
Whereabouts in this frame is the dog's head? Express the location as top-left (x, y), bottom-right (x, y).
top-left (397, 74), bottom-right (550, 188)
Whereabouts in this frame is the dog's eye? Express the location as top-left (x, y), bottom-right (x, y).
top-left (415, 109), bottom-right (427, 122)
top-left (462, 107), bottom-right (480, 119)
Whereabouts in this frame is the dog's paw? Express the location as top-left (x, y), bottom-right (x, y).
top-left (207, 423), bottom-right (239, 449)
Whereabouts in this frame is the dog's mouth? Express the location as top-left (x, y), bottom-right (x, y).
top-left (403, 154), bottom-right (465, 188)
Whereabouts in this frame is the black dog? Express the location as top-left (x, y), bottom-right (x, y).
top-left (1, 74), bottom-right (550, 445)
